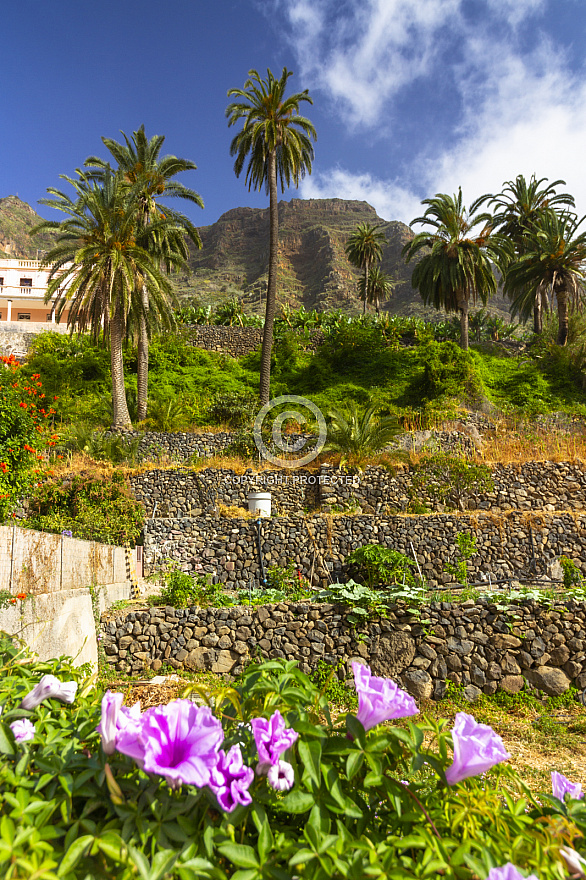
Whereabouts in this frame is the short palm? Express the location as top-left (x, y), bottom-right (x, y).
top-left (403, 189), bottom-right (511, 350)
top-left (345, 223), bottom-right (386, 314)
top-left (226, 67), bottom-right (316, 404)
top-left (324, 402), bottom-right (401, 467)
top-left (503, 209), bottom-right (586, 346)
top-left (358, 267), bottom-right (396, 315)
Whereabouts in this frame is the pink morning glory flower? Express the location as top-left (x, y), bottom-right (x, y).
top-left (97, 691), bottom-right (142, 756)
top-left (267, 759), bottom-right (295, 792)
top-left (208, 744), bottom-right (254, 812)
top-left (552, 771), bottom-right (584, 802)
top-left (445, 712), bottom-right (510, 785)
top-left (116, 699), bottom-right (223, 789)
top-left (352, 662), bottom-right (418, 731)
top-left (20, 674), bottom-right (78, 710)
top-left (487, 865), bottom-right (538, 880)
top-left (250, 710), bottom-right (298, 773)
top-left (10, 718), bottom-right (35, 743)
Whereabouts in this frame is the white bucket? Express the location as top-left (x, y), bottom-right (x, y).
top-left (248, 491), bottom-right (271, 517)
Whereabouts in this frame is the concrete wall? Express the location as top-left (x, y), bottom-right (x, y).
top-left (0, 526), bottom-right (134, 667)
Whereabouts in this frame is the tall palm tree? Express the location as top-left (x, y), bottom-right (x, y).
top-left (402, 189), bottom-right (511, 350)
top-left (503, 209), bottom-right (586, 346)
top-left (345, 223), bottom-right (386, 314)
top-left (85, 126), bottom-right (203, 421)
top-left (226, 67), bottom-right (316, 404)
top-left (358, 267), bottom-right (397, 315)
top-left (488, 174), bottom-right (575, 333)
top-left (32, 170), bottom-right (176, 428)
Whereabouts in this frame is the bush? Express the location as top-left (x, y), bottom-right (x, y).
top-left (0, 641), bottom-right (584, 878)
top-left (0, 355), bottom-right (57, 522)
top-left (23, 470), bottom-right (144, 546)
top-left (153, 566), bottom-right (232, 608)
top-left (345, 544), bottom-right (418, 589)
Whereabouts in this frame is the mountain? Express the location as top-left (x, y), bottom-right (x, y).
top-left (0, 194), bottom-right (512, 318)
top-left (176, 197), bottom-right (419, 315)
top-left (0, 196), bottom-right (55, 258)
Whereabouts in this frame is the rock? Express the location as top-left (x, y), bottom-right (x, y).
top-left (433, 680), bottom-right (447, 700)
top-left (548, 645), bottom-right (570, 667)
top-left (493, 634), bottom-right (522, 650)
top-left (499, 675), bottom-right (525, 694)
top-left (525, 666), bottom-right (571, 696)
top-left (501, 653), bottom-right (521, 675)
top-left (446, 637), bottom-right (474, 656)
top-left (184, 647), bottom-right (212, 671)
top-left (369, 631), bottom-right (416, 679)
top-left (463, 685), bottom-right (482, 703)
top-left (211, 650), bottom-right (239, 674)
top-left (401, 668), bottom-right (433, 701)
top-left (564, 660), bottom-right (582, 679)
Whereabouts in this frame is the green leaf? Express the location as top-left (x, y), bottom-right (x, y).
top-left (257, 816), bottom-right (273, 864)
top-left (57, 834), bottom-right (94, 876)
top-left (346, 750), bottom-right (364, 780)
top-left (0, 725), bottom-right (15, 756)
top-left (345, 715), bottom-right (366, 747)
top-left (218, 844), bottom-right (260, 869)
top-left (299, 738), bottom-right (322, 788)
top-left (275, 789), bottom-right (315, 814)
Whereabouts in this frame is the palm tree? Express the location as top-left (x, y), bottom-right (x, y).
top-left (402, 189), bottom-right (511, 350)
top-left (226, 67), bottom-right (316, 404)
top-left (358, 267), bottom-right (397, 315)
top-left (488, 174), bottom-right (575, 333)
top-left (503, 209), bottom-right (586, 346)
top-left (324, 401), bottom-right (402, 469)
top-left (85, 126), bottom-right (203, 421)
top-left (345, 223), bottom-right (386, 314)
top-left (32, 170), bottom-right (176, 428)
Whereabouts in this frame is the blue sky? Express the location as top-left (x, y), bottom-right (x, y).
top-left (3, 0), bottom-right (586, 229)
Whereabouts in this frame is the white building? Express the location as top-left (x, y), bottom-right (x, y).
top-left (0, 258), bottom-right (71, 324)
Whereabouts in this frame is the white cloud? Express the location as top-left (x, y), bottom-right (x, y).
top-left (276, 0), bottom-right (544, 127)
top-left (299, 167), bottom-right (422, 223)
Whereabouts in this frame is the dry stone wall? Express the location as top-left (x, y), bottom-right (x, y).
top-left (183, 325), bottom-right (325, 358)
top-left (131, 461), bottom-right (586, 517)
top-left (143, 510), bottom-right (586, 588)
top-left (101, 597), bottom-right (586, 701)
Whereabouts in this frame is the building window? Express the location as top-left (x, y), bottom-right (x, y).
top-left (46, 314), bottom-right (53, 322)
top-left (0, 277), bottom-right (4, 286)
top-left (19, 278), bottom-right (32, 287)
top-left (17, 313), bottom-right (31, 321)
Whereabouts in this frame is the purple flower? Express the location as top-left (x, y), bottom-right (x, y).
top-left (352, 662), bottom-right (418, 731)
top-left (552, 770), bottom-right (584, 802)
top-left (208, 745), bottom-right (254, 812)
top-left (97, 691), bottom-right (142, 756)
top-left (21, 674), bottom-right (78, 710)
top-left (116, 699), bottom-right (223, 789)
top-left (10, 719), bottom-right (35, 743)
top-left (61, 529), bottom-right (73, 537)
top-left (487, 866), bottom-right (538, 880)
top-left (250, 710), bottom-right (298, 773)
top-left (267, 759), bottom-right (295, 792)
top-left (445, 712), bottom-right (510, 785)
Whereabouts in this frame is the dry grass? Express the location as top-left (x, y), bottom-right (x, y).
top-left (480, 420), bottom-right (586, 465)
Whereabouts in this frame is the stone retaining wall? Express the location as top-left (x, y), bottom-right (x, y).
top-left (143, 510), bottom-right (586, 588)
top-left (183, 325), bottom-right (326, 358)
top-left (101, 597), bottom-right (586, 701)
top-left (131, 460), bottom-right (586, 517)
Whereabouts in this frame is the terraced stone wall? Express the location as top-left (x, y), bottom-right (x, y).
top-left (143, 510), bottom-right (586, 589)
top-left (101, 597), bottom-right (586, 701)
top-left (132, 461), bottom-right (586, 517)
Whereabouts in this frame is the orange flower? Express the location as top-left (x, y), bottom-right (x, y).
top-left (16, 593), bottom-right (27, 600)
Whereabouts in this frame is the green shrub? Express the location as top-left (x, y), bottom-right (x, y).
top-left (154, 566), bottom-right (232, 608)
top-left (23, 471), bottom-right (144, 546)
top-left (345, 544), bottom-right (418, 589)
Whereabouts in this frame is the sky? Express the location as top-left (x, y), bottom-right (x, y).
top-left (3, 0), bottom-right (586, 230)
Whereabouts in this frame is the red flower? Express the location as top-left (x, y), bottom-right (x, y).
top-left (19, 403), bottom-right (27, 409)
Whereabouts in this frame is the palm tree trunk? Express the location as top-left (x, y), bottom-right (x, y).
top-left (362, 260), bottom-right (369, 315)
top-left (137, 284), bottom-right (149, 422)
top-left (110, 310), bottom-right (132, 429)
top-left (533, 295), bottom-right (542, 335)
top-left (459, 296), bottom-right (469, 351)
top-left (556, 280), bottom-right (569, 346)
top-left (259, 149), bottom-right (278, 405)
